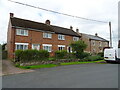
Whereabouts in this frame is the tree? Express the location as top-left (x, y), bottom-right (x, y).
top-left (2, 43), bottom-right (7, 51)
top-left (70, 40), bottom-right (87, 59)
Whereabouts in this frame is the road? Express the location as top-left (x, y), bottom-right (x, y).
top-left (2, 63), bottom-right (118, 88)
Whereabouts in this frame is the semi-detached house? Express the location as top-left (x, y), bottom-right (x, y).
top-left (7, 13), bottom-right (81, 59)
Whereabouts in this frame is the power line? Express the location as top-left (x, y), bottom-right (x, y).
top-left (8, 0), bottom-right (108, 23)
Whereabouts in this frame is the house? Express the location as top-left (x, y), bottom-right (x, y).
top-left (79, 33), bottom-right (109, 54)
top-left (7, 13), bottom-right (81, 59)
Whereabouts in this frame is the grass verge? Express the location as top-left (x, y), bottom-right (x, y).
top-left (18, 64), bottom-right (57, 69)
top-left (17, 60), bottom-right (105, 69)
top-left (60, 60), bottom-right (104, 65)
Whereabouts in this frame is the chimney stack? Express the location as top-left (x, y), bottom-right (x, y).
top-left (45, 20), bottom-right (50, 25)
top-left (95, 33), bottom-right (98, 36)
top-left (70, 26), bottom-right (73, 30)
top-left (76, 28), bottom-right (79, 33)
top-left (10, 13), bottom-right (14, 17)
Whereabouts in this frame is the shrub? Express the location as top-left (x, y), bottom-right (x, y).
top-left (97, 52), bottom-right (104, 57)
top-left (15, 49), bottom-right (49, 62)
top-left (83, 55), bottom-right (104, 61)
top-left (38, 50), bottom-right (49, 60)
top-left (80, 52), bottom-right (91, 59)
top-left (15, 50), bottom-right (23, 62)
top-left (55, 50), bottom-right (67, 59)
top-left (65, 53), bottom-right (76, 59)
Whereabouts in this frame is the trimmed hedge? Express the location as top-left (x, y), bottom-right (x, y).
top-left (15, 50), bottom-right (49, 62)
top-left (55, 50), bottom-right (67, 59)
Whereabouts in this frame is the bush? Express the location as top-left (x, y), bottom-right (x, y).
top-left (15, 49), bottom-right (49, 62)
top-left (83, 55), bottom-right (104, 61)
top-left (55, 50), bottom-right (67, 59)
top-left (2, 50), bottom-right (8, 59)
top-left (15, 50), bottom-right (23, 62)
top-left (80, 52), bottom-right (91, 59)
top-left (97, 52), bottom-right (104, 57)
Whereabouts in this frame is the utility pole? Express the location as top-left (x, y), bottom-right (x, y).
top-left (109, 22), bottom-right (112, 47)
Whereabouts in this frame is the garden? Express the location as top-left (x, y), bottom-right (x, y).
top-left (14, 40), bottom-right (105, 69)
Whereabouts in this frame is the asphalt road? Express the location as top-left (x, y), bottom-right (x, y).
top-left (2, 63), bottom-right (118, 88)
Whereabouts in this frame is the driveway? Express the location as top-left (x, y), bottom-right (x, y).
top-left (2, 63), bottom-right (118, 88)
top-left (2, 60), bottom-right (34, 76)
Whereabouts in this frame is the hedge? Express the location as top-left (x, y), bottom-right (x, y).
top-left (55, 50), bottom-right (68, 59)
top-left (15, 49), bottom-right (49, 62)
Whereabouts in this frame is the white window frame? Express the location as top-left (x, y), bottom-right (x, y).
top-left (32, 44), bottom-right (40, 50)
top-left (58, 45), bottom-right (65, 51)
top-left (43, 33), bottom-right (52, 38)
top-left (58, 34), bottom-right (65, 40)
top-left (16, 29), bottom-right (28, 36)
top-left (43, 44), bottom-right (52, 52)
top-left (15, 43), bottom-right (28, 50)
top-left (73, 37), bottom-right (79, 41)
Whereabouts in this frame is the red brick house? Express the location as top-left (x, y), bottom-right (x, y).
top-left (7, 13), bottom-right (81, 59)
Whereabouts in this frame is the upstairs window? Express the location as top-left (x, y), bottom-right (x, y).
top-left (16, 29), bottom-right (28, 36)
top-left (73, 37), bottom-right (79, 41)
top-left (58, 34), bottom-right (65, 40)
top-left (15, 43), bottom-right (28, 50)
top-left (58, 45), bottom-right (65, 51)
top-left (43, 33), bottom-right (52, 38)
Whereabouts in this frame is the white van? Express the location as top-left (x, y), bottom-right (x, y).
top-left (104, 48), bottom-right (117, 62)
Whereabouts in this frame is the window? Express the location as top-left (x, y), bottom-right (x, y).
top-left (58, 45), bottom-right (65, 51)
top-left (43, 33), bottom-right (52, 38)
top-left (99, 42), bottom-right (102, 46)
top-left (43, 44), bottom-right (52, 52)
top-left (32, 44), bottom-right (40, 50)
top-left (16, 29), bottom-right (28, 36)
top-left (15, 43), bottom-right (28, 50)
top-left (73, 37), bottom-right (79, 41)
top-left (58, 34), bottom-right (65, 40)
top-left (92, 41), bottom-right (95, 46)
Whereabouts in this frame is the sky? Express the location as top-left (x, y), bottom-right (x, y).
top-left (0, 0), bottom-right (119, 48)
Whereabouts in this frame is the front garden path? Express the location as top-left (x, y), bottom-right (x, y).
top-left (2, 60), bottom-right (34, 76)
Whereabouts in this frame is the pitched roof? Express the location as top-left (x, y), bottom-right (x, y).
top-left (81, 33), bottom-right (109, 42)
top-left (10, 17), bottom-right (80, 37)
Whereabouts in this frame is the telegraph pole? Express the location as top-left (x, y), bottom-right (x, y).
top-left (109, 22), bottom-right (112, 47)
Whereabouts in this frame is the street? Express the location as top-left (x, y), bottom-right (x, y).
top-left (2, 64), bottom-right (118, 88)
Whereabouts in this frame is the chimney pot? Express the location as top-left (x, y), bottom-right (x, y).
top-left (10, 13), bottom-right (14, 17)
top-left (70, 26), bottom-right (73, 30)
top-left (95, 33), bottom-right (98, 36)
top-left (45, 20), bottom-right (50, 25)
top-left (76, 28), bottom-right (79, 33)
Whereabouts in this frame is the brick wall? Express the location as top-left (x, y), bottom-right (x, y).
top-left (8, 27), bottom-right (79, 59)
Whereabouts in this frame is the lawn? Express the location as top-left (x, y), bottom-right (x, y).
top-left (18, 60), bottom-right (105, 69)
top-left (19, 64), bottom-right (57, 69)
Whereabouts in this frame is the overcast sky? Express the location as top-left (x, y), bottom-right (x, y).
top-left (0, 0), bottom-right (119, 48)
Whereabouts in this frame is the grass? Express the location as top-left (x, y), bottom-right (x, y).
top-left (17, 60), bottom-right (105, 69)
top-left (61, 60), bottom-right (104, 65)
top-left (18, 64), bottom-right (57, 69)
